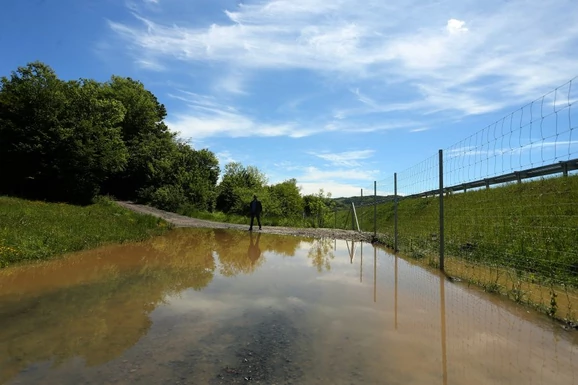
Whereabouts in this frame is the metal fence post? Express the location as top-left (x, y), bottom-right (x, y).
top-left (360, 188), bottom-right (363, 232)
top-left (351, 206), bottom-right (355, 231)
top-left (439, 149), bottom-right (445, 271)
top-left (374, 180), bottom-right (377, 238)
top-left (394, 173), bottom-right (398, 252)
top-left (373, 245), bottom-right (377, 303)
top-left (352, 202), bottom-right (361, 232)
top-left (334, 209), bottom-right (337, 229)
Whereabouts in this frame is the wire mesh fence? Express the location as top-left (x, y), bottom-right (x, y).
top-left (336, 241), bottom-right (578, 384)
top-left (332, 76), bottom-right (578, 323)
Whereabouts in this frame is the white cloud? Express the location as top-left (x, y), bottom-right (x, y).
top-left (164, 89), bottom-right (419, 139)
top-left (166, 112), bottom-right (306, 139)
top-left (105, 0), bottom-right (578, 137)
top-left (291, 166), bottom-right (379, 197)
top-left (135, 58), bottom-right (165, 71)
top-left (298, 181), bottom-right (364, 197)
top-left (299, 166), bottom-right (377, 182)
top-left (312, 150), bottom-right (375, 167)
top-left (447, 140), bottom-right (578, 158)
top-left (269, 161), bottom-right (380, 197)
top-left (165, 90), bottom-right (314, 139)
top-left (323, 119), bottom-right (420, 133)
top-left (552, 98), bottom-right (578, 110)
top-left (410, 127), bottom-right (430, 133)
top-left (216, 150), bottom-right (236, 165)
top-left (213, 70), bottom-right (249, 95)
top-left (446, 18), bottom-right (468, 34)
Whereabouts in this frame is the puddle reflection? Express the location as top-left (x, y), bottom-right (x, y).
top-left (0, 228), bottom-right (576, 385)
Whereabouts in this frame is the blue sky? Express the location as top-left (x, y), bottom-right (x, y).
top-left (1, 0), bottom-right (577, 197)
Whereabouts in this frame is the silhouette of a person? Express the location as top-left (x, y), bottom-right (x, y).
top-left (249, 194), bottom-right (262, 231)
top-left (248, 232), bottom-right (261, 265)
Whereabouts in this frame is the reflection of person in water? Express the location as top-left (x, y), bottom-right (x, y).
top-left (248, 232), bottom-right (262, 265)
top-left (249, 195), bottom-right (263, 231)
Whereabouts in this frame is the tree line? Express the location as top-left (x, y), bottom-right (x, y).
top-left (0, 62), bottom-right (334, 224)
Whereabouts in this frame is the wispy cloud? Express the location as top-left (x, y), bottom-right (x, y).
top-left (166, 111), bottom-right (306, 139)
top-left (213, 70), bottom-right (249, 95)
top-left (104, 0), bottom-right (578, 139)
top-left (297, 165), bottom-right (378, 196)
top-left (446, 140), bottom-right (578, 158)
top-left (165, 90), bottom-right (310, 138)
top-left (216, 150), bottom-right (236, 165)
top-left (275, 162), bottom-right (380, 197)
top-left (272, 161), bottom-right (301, 171)
top-left (311, 150), bottom-right (375, 167)
top-left (299, 166), bottom-right (377, 182)
top-left (410, 127), bottom-right (430, 133)
top-left (297, 181), bottom-right (363, 197)
top-left (135, 58), bottom-right (165, 71)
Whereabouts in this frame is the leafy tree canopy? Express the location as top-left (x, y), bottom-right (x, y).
top-left (0, 61), bottom-right (335, 225)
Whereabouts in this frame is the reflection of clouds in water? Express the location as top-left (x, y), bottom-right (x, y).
top-left (315, 272), bottom-right (362, 286)
top-left (286, 296), bottom-right (307, 306)
top-left (163, 294), bottom-right (233, 313)
top-left (3, 229), bottom-right (577, 385)
top-left (163, 292), bottom-right (308, 320)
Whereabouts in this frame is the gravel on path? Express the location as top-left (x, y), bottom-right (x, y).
top-left (116, 201), bottom-right (375, 243)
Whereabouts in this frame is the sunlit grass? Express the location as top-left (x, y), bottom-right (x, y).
top-left (0, 196), bottom-right (170, 267)
top-left (335, 175), bottom-right (578, 288)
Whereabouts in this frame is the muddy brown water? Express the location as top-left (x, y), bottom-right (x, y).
top-left (0, 228), bottom-right (577, 385)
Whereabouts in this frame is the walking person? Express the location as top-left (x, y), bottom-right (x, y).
top-left (249, 195), bottom-right (262, 231)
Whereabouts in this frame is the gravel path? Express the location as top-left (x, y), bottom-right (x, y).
top-left (116, 201), bottom-right (375, 242)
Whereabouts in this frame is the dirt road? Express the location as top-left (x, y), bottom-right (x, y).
top-left (116, 201), bottom-right (375, 242)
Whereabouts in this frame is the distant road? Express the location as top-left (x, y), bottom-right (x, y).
top-left (116, 201), bottom-right (373, 242)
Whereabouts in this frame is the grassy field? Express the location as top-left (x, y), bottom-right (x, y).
top-left (0, 196), bottom-right (171, 267)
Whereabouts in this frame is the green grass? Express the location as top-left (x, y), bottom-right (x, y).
top-left (0, 196), bottom-right (171, 267)
top-left (336, 175), bottom-right (578, 288)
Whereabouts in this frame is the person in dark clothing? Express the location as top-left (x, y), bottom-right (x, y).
top-left (249, 195), bottom-right (262, 231)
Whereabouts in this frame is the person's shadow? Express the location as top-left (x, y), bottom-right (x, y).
top-left (248, 232), bottom-right (262, 266)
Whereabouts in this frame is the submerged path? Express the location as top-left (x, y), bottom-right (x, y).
top-left (116, 201), bottom-right (373, 242)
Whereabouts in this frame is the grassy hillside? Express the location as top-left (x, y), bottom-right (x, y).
top-left (336, 175), bottom-right (578, 287)
top-left (333, 175), bottom-right (578, 321)
top-left (0, 196), bottom-right (170, 267)
top-left (332, 195), bottom-right (394, 210)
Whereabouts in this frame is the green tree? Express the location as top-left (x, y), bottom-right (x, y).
top-left (303, 189), bottom-right (334, 227)
top-left (99, 76), bottom-right (173, 200)
top-left (268, 178), bottom-right (304, 218)
top-left (182, 146), bottom-right (220, 211)
top-left (216, 162), bottom-right (268, 214)
top-left (0, 62), bottom-right (128, 203)
top-left (138, 142), bottom-right (220, 212)
top-left (0, 61), bottom-right (223, 209)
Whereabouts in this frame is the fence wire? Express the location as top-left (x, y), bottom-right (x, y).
top-left (445, 76), bottom-right (578, 186)
top-left (339, 243), bottom-right (578, 385)
top-left (335, 76), bottom-right (578, 323)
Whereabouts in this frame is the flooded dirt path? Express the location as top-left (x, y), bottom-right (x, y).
top-left (0, 228), bottom-right (577, 385)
